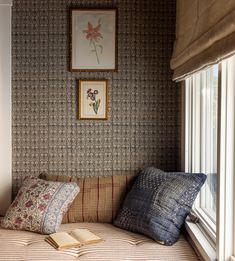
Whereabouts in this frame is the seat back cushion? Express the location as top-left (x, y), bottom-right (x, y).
top-left (40, 173), bottom-right (137, 223)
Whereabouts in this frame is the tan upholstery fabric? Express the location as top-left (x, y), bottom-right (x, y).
top-left (0, 222), bottom-right (200, 261)
top-left (171, 0), bottom-right (235, 80)
top-left (41, 173), bottom-right (136, 224)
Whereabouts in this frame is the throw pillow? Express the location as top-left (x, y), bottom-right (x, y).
top-left (1, 177), bottom-right (80, 234)
top-left (114, 167), bottom-right (206, 246)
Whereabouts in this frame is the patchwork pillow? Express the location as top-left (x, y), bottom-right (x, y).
top-left (1, 177), bottom-right (80, 234)
top-left (114, 167), bottom-right (206, 246)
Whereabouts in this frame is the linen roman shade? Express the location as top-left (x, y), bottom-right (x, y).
top-left (170, 0), bottom-right (235, 81)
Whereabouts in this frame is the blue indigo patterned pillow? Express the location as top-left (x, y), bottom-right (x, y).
top-left (1, 177), bottom-right (80, 234)
top-left (114, 167), bottom-right (206, 246)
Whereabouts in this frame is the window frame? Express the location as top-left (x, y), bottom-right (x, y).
top-left (184, 56), bottom-right (235, 261)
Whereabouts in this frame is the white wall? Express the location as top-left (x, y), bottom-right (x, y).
top-left (0, 0), bottom-right (12, 215)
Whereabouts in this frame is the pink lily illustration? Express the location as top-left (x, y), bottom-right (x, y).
top-left (83, 19), bottom-right (103, 64)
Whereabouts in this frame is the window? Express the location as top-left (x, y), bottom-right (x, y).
top-left (185, 65), bottom-right (218, 240)
top-left (185, 56), bottom-right (235, 261)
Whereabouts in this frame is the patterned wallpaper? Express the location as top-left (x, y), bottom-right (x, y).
top-left (12, 0), bottom-right (178, 192)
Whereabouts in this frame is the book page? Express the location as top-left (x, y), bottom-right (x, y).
top-left (70, 229), bottom-right (103, 244)
top-left (49, 232), bottom-right (81, 248)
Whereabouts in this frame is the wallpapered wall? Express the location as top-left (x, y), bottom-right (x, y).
top-left (12, 0), bottom-right (178, 192)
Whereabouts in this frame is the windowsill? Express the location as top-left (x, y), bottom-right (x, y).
top-left (185, 219), bottom-right (216, 261)
top-left (192, 208), bottom-right (216, 242)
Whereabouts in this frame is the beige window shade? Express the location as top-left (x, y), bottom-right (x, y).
top-left (171, 0), bottom-right (235, 81)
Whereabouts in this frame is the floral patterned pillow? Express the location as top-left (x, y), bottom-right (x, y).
top-left (1, 177), bottom-right (80, 234)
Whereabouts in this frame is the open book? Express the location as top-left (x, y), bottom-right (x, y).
top-left (45, 228), bottom-right (103, 250)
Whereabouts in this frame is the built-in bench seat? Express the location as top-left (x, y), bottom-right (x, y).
top-left (0, 173), bottom-right (201, 261)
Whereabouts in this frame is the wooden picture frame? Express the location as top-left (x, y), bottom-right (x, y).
top-left (71, 9), bottom-right (117, 71)
top-left (78, 80), bottom-right (108, 120)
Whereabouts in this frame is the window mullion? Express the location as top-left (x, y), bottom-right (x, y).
top-left (185, 78), bottom-right (192, 173)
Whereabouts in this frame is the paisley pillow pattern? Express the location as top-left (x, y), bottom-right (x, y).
top-left (1, 177), bottom-right (80, 234)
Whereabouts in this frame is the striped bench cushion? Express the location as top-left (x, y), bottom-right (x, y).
top-left (0, 222), bottom-right (200, 261)
top-left (40, 173), bottom-right (137, 223)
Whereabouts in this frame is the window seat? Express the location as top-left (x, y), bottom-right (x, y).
top-left (0, 173), bottom-right (202, 260)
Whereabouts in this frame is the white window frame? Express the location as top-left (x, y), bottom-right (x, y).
top-left (216, 57), bottom-right (235, 261)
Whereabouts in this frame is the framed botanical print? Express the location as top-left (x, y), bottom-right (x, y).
top-left (78, 80), bottom-right (108, 120)
top-left (71, 9), bottom-right (117, 71)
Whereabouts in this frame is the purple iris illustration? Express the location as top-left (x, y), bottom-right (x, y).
top-left (87, 89), bottom-right (101, 114)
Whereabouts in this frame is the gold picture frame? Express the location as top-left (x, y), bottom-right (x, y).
top-left (78, 80), bottom-right (108, 120)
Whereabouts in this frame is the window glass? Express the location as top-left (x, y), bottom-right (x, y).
top-left (185, 65), bottom-right (218, 223)
top-left (200, 65), bottom-right (218, 220)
